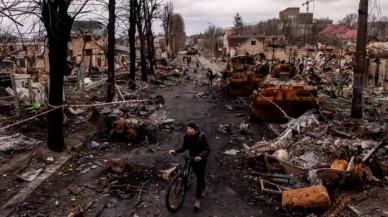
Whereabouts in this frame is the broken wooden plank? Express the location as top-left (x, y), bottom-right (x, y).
top-left (90, 195), bottom-right (109, 217)
top-left (362, 135), bottom-right (388, 163)
top-left (84, 77), bottom-right (108, 91)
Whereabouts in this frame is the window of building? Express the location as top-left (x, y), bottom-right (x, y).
top-left (85, 49), bottom-right (92, 56)
top-left (19, 58), bottom-right (26, 68)
top-left (85, 35), bottom-right (92, 42)
top-left (251, 40), bottom-right (256, 46)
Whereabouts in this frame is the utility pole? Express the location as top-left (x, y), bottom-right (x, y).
top-left (302, 0), bottom-right (314, 13)
top-left (351, 0), bottom-right (368, 118)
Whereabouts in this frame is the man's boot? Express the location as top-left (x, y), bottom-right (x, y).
top-left (193, 199), bottom-right (200, 210)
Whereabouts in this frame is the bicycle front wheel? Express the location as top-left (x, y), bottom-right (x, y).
top-left (165, 173), bottom-right (186, 212)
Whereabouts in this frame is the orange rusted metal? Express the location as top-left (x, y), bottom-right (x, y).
top-left (351, 163), bottom-right (373, 185)
top-left (126, 128), bottom-right (138, 141)
top-left (154, 95), bottom-right (165, 105)
top-left (282, 186), bottom-right (331, 211)
top-left (113, 120), bottom-right (125, 133)
top-left (226, 72), bottom-right (264, 96)
top-left (223, 54), bottom-right (269, 96)
top-left (330, 160), bottom-right (349, 170)
top-left (251, 78), bottom-right (319, 121)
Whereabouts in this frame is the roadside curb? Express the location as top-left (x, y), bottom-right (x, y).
top-left (0, 140), bottom-right (85, 216)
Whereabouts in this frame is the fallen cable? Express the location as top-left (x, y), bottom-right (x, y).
top-left (1, 98), bottom-right (159, 131)
top-left (257, 92), bottom-right (292, 121)
top-left (0, 107), bottom-right (60, 131)
top-left (48, 99), bottom-right (151, 109)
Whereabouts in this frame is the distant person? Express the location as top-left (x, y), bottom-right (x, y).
top-left (168, 121), bottom-right (211, 210)
top-left (187, 56), bottom-right (191, 66)
top-left (299, 63), bottom-right (305, 74)
top-left (196, 61), bottom-right (199, 70)
top-left (207, 68), bottom-right (214, 86)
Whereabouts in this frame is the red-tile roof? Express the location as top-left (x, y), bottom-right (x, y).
top-left (319, 25), bottom-right (357, 39)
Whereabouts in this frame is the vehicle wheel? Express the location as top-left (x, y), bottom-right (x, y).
top-left (126, 128), bottom-right (138, 141)
top-left (113, 120), bottom-right (125, 133)
top-left (155, 95), bottom-right (165, 105)
top-left (165, 173), bottom-right (186, 212)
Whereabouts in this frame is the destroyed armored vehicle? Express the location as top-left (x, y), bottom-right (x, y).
top-left (223, 53), bottom-right (269, 96)
top-left (186, 48), bottom-right (198, 55)
top-left (96, 95), bottom-right (168, 142)
top-left (251, 64), bottom-right (319, 121)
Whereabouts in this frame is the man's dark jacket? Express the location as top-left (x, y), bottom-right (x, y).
top-left (176, 132), bottom-right (211, 160)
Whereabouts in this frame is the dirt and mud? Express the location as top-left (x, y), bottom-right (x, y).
top-left (0, 54), bottom-right (297, 217)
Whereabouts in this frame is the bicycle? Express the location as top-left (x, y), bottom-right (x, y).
top-left (165, 152), bottom-right (196, 212)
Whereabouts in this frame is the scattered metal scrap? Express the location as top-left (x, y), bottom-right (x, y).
top-left (94, 94), bottom-right (169, 141)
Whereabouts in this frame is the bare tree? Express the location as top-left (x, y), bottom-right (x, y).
top-left (0, 0), bottom-right (91, 152)
top-left (107, 0), bottom-right (116, 102)
top-left (136, 0), bottom-right (147, 81)
top-left (143, 0), bottom-right (161, 75)
top-left (338, 13), bottom-right (358, 29)
top-left (202, 24), bottom-right (224, 57)
top-left (169, 13), bottom-right (186, 59)
top-left (0, 26), bottom-right (18, 62)
top-left (160, 2), bottom-right (173, 59)
top-left (128, 0), bottom-right (137, 89)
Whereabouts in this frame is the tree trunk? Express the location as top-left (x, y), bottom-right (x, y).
top-left (146, 23), bottom-right (155, 75)
top-left (138, 32), bottom-right (147, 81)
top-left (42, 1), bottom-right (73, 152)
top-left (107, 0), bottom-right (116, 102)
top-left (128, 0), bottom-right (137, 89)
top-left (136, 2), bottom-right (147, 81)
top-left (165, 33), bottom-right (169, 60)
top-left (351, 0), bottom-right (368, 119)
top-left (47, 39), bottom-right (66, 152)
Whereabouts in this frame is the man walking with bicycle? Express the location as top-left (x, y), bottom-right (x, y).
top-left (169, 120), bottom-right (211, 210)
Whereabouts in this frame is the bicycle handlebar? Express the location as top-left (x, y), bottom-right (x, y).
top-left (173, 152), bottom-right (195, 160)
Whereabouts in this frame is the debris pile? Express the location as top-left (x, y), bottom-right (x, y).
top-left (92, 94), bottom-right (170, 141)
top-left (244, 103), bottom-right (388, 214)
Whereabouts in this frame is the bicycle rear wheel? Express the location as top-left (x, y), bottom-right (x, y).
top-left (165, 173), bottom-right (186, 212)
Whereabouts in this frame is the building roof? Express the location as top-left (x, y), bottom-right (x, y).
top-left (71, 20), bottom-right (107, 39)
top-left (280, 7), bottom-right (299, 12)
top-left (225, 29), bottom-right (235, 36)
top-left (319, 25), bottom-right (357, 39)
top-left (115, 45), bottom-right (130, 53)
top-left (227, 35), bottom-right (264, 48)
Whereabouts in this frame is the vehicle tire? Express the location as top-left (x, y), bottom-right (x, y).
top-left (165, 173), bottom-right (186, 212)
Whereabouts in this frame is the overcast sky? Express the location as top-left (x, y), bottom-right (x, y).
top-left (157, 0), bottom-right (388, 36)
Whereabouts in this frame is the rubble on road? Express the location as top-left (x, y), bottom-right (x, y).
top-left (243, 93), bottom-right (388, 214)
top-left (91, 94), bottom-right (170, 141)
top-left (0, 133), bottom-right (42, 152)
